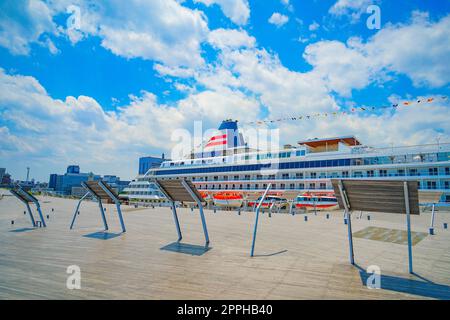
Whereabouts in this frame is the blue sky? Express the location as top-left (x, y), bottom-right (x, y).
top-left (0, 0), bottom-right (449, 181)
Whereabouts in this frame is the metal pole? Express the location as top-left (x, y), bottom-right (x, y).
top-left (338, 180), bottom-right (354, 265)
top-left (289, 200), bottom-right (294, 215)
top-left (404, 182), bottom-right (413, 274)
top-left (429, 204), bottom-right (436, 235)
top-left (250, 184), bottom-right (271, 257)
top-left (115, 202), bottom-right (126, 233)
top-left (25, 203), bottom-right (36, 227)
top-left (153, 180), bottom-right (183, 242)
top-left (70, 192), bottom-right (89, 229)
top-left (171, 201), bottom-right (182, 242)
top-left (98, 199), bottom-right (108, 230)
top-left (35, 203), bottom-right (46, 227)
top-left (181, 180), bottom-right (210, 246)
top-left (98, 181), bottom-right (126, 233)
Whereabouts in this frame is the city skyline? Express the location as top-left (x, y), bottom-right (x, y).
top-left (1, 0), bottom-right (449, 181)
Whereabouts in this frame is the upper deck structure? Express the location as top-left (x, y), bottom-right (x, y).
top-left (147, 120), bottom-right (450, 204)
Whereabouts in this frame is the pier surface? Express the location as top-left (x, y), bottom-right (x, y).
top-left (1, 189), bottom-right (449, 299)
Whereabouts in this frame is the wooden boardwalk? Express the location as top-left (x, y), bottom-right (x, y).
top-left (0, 190), bottom-right (449, 299)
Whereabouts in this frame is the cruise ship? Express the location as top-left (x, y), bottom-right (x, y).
top-left (146, 120), bottom-right (450, 207)
top-left (123, 176), bottom-right (167, 205)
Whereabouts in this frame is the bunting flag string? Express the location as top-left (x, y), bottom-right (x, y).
top-left (241, 96), bottom-right (447, 126)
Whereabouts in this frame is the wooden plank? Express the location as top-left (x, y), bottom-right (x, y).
top-left (155, 179), bottom-right (204, 203)
top-left (331, 179), bottom-right (420, 214)
top-left (0, 190), bottom-right (449, 299)
top-left (0, 191), bottom-right (449, 299)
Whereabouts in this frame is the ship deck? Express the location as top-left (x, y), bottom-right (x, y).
top-left (0, 189), bottom-right (449, 300)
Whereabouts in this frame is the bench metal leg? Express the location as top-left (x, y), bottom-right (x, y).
top-left (36, 204), bottom-right (46, 227)
top-left (70, 193), bottom-right (89, 230)
top-left (198, 205), bottom-right (209, 246)
top-left (171, 202), bottom-right (182, 242)
top-left (181, 180), bottom-right (209, 246)
top-left (347, 211), bottom-right (354, 265)
top-left (116, 202), bottom-right (126, 233)
top-left (98, 200), bottom-right (108, 231)
top-left (429, 204), bottom-right (436, 235)
top-left (250, 184), bottom-right (271, 257)
top-left (404, 182), bottom-right (413, 274)
top-left (26, 203), bottom-right (36, 227)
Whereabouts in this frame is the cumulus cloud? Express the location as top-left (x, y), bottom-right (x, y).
top-left (194, 0), bottom-right (250, 25)
top-left (208, 28), bottom-right (255, 50)
top-left (1, 0), bottom-right (209, 67)
top-left (0, 0), bottom-right (58, 55)
top-left (0, 69), bottom-right (260, 179)
top-left (304, 12), bottom-right (450, 95)
top-left (268, 12), bottom-right (289, 27)
top-left (76, 0), bottom-right (209, 67)
top-left (329, 0), bottom-right (378, 22)
top-left (308, 21), bottom-right (320, 31)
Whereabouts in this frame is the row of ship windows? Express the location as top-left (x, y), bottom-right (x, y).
top-left (192, 167), bottom-right (450, 181)
top-left (127, 191), bottom-right (163, 196)
top-left (198, 181), bottom-right (450, 190)
top-left (128, 184), bottom-right (157, 189)
top-left (162, 152), bottom-right (450, 168)
top-left (157, 154), bottom-right (450, 175)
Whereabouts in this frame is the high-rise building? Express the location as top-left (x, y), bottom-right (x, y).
top-left (48, 166), bottom-right (101, 195)
top-left (138, 154), bottom-right (166, 175)
top-left (0, 168), bottom-right (5, 182)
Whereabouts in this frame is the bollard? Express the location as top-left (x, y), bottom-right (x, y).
top-left (23, 211), bottom-right (26, 215)
top-left (326, 213), bottom-right (330, 219)
top-left (367, 215), bottom-right (371, 221)
top-left (444, 223), bottom-right (448, 229)
top-left (304, 215), bottom-right (308, 222)
top-left (52, 208), bottom-right (54, 212)
top-left (11, 220), bottom-right (14, 225)
top-left (46, 214), bottom-right (49, 219)
top-left (429, 227), bottom-right (434, 235)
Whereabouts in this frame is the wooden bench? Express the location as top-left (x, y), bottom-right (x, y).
top-left (331, 179), bottom-right (419, 274)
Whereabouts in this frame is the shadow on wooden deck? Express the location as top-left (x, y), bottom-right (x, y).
top-left (83, 231), bottom-right (123, 240)
top-left (160, 242), bottom-right (211, 256)
top-left (358, 265), bottom-right (450, 300)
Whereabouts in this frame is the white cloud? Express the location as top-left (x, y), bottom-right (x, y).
top-left (208, 28), bottom-right (255, 50)
top-left (304, 13), bottom-right (450, 95)
top-left (268, 13), bottom-right (289, 28)
top-left (329, 0), bottom-right (376, 22)
top-left (308, 21), bottom-right (320, 31)
top-left (1, 0), bottom-right (210, 68)
top-left (81, 0), bottom-right (209, 67)
top-left (0, 68), bottom-right (261, 179)
top-left (281, 0), bottom-right (294, 12)
top-left (304, 40), bottom-right (378, 96)
top-left (0, 0), bottom-right (58, 55)
top-left (365, 12), bottom-right (450, 87)
top-left (194, 0), bottom-right (250, 25)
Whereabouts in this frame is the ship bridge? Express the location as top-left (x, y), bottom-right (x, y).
top-left (298, 136), bottom-right (361, 153)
